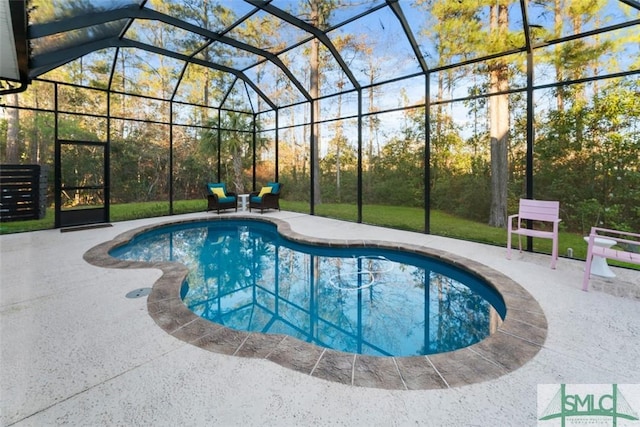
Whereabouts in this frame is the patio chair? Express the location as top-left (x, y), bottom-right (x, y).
top-left (249, 182), bottom-right (282, 213)
top-left (582, 227), bottom-right (640, 291)
top-left (507, 199), bottom-right (561, 269)
top-left (206, 182), bottom-right (237, 214)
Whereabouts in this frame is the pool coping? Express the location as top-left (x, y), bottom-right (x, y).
top-left (84, 215), bottom-right (548, 390)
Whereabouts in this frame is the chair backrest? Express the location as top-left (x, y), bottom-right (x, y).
top-left (207, 182), bottom-right (226, 194)
top-left (267, 181), bottom-right (281, 194)
top-left (518, 199), bottom-right (560, 222)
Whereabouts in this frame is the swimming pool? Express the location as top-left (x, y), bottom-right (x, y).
top-left (85, 215), bottom-right (547, 389)
top-left (110, 219), bottom-right (506, 357)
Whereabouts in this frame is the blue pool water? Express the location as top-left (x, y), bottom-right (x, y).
top-left (111, 219), bottom-right (506, 357)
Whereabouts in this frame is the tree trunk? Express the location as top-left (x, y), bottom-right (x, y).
top-left (232, 146), bottom-right (244, 194)
top-left (310, 2), bottom-right (322, 205)
top-left (488, 3), bottom-right (509, 228)
top-left (489, 91), bottom-right (508, 228)
top-left (554, 0), bottom-right (564, 111)
top-left (335, 83), bottom-right (343, 200)
top-left (368, 67), bottom-right (375, 166)
top-left (5, 94), bottom-right (20, 163)
top-left (31, 88), bottom-right (40, 163)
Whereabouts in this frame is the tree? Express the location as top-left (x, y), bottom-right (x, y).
top-left (487, 1), bottom-right (510, 228)
top-left (4, 94), bottom-right (20, 163)
top-left (301, 0), bottom-right (342, 205)
top-left (545, 0), bottom-right (610, 111)
top-left (415, 0), bottom-right (511, 226)
top-left (163, 0), bottom-right (235, 110)
top-left (308, 1), bottom-right (325, 205)
top-left (535, 79), bottom-right (640, 232)
top-left (201, 112), bottom-right (270, 194)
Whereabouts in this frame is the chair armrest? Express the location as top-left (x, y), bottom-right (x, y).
top-left (589, 233), bottom-right (640, 249)
top-left (208, 191), bottom-right (237, 202)
top-left (591, 226), bottom-right (640, 240)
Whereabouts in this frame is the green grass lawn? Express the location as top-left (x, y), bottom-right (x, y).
top-left (0, 200), bottom-right (206, 234)
top-left (281, 201), bottom-right (639, 269)
top-left (281, 200), bottom-right (591, 259)
top-left (1, 199), bottom-right (635, 269)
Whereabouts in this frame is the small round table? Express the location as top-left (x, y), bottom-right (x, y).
top-left (238, 194), bottom-right (250, 212)
top-left (583, 236), bottom-right (617, 278)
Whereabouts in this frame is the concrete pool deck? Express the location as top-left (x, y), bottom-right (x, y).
top-left (1, 211), bottom-right (639, 425)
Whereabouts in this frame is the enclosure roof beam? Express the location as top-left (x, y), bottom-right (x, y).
top-left (29, 5), bottom-right (311, 103)
top-left (124, 40), bottom-right (276, 111)
top-left (618, 0), bottom-right (640, 10)
top-left (245, 0), bottom-right (361, 91)
top-left (29, 36), bottom-right (277, 110)
top-left (29, 37), bottom-right (115, 78)
top-left (520, 0), bottom-right (533, 54)
top-left (387, 0), bottom-right (429, 73)
top-left (28, 4), bottom-right (141, 38)
top-left (143, 9), bottom-right (312, 102)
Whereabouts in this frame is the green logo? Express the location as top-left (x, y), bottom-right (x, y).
top-left (539, 384), bottom-right (639, 426)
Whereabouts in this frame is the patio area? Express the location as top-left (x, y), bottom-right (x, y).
top-left (1, 211), bottom-right (639, 426)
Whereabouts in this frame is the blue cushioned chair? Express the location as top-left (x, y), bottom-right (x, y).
top-left (249, 182), bottom-right (282, 213)
top-left (206, 182), bottom-right (237, 214)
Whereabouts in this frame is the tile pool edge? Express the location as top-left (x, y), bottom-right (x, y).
top-left (84, 215), bottom-right (548, 390)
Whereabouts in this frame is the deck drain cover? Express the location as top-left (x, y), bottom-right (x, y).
top-left (126, 288), bottom-right (152, 298)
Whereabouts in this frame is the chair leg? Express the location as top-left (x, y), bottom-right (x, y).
top-left (582, 254), bottom-right (593, 291)
top-left (518, 235), bottom-right (522, 253)
top-left (507, 230), bottom-right (512, 259)
top-left (550, 237), bottom-right (558, 269)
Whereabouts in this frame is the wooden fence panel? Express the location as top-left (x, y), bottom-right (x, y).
top-left (0, 164), bottom-right (43, 222)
